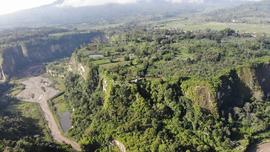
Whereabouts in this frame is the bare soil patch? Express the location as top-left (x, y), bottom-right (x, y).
top-left (16, 76), bottom-right (81, 151)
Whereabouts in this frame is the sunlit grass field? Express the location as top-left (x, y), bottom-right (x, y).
top-left (158, 19), bottom-right (270, 35)
top-left (6, 102), bottom-right (52, 141)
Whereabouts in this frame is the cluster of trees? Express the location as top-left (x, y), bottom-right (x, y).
top-left (0, 27), bottom-right (68, 48)
top-left (64, 28), bottom-right (270, 151)
top-left (0, 137), bottom-right (71, 152)
top-left (74, 28), bottom-right (270, 80)
top-left (65, 63), bottom-right (102, 140)
top-left (65, 72), bottom-right (270, 151)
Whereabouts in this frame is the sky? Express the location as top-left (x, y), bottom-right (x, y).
top-left (0, 0), bottom-right (56, 15)
top-left (0, 0), bottom-right (261, 15)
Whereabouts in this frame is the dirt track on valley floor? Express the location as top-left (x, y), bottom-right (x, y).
top-left (112, 140), bottom-right (126, 152)
top-left (16, 76), bottom-right (81, 151)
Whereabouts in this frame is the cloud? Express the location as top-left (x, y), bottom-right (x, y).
top-left (59, 0), bottom-right (137, 7)
top-left (166, 0), bottom-right (260, 3)
top-left (0, 0), bottom-right (55, 15)
top-left (58, 0), bottom-right (208, 7)
top-left (166, 0), bottom-right (204, 3)
top-left (57, 0), bottom-right (262, 7)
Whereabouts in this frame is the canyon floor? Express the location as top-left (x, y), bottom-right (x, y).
top-left (16, 76), bottom-right (81, 151)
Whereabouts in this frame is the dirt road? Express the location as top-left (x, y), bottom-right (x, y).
top-left (248, 142), bottom-right (270, 152)
top-left (112, 140), bottom-right (126, 152)
top-left (16, 76), bottom-right (81, 151)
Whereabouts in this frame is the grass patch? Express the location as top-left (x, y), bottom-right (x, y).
top-left (49, 94), bottom-right (71, 135)
top-left (160, 20), bottom-right (270, 35)
top-left (92, 59), bottom-right (111, 65)
top-left (5, 102), bottom-right (52, 141)
top-left (8, 83), bottom-right (25, 97)
top-left (52, 95), bottom-right (70, 114)
top-left (48, 76), bottom-right (66, 91)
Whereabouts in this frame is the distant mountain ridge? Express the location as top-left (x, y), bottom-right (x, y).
top-left (0, 0), bottom-right (248, 29)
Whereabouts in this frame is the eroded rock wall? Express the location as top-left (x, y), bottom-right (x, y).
top-left (253, 63), bottom-right (270, 99)
top-left (181, 62), bottom-right (270, 112)
top-left (0, 32), bottom-right (102, 81)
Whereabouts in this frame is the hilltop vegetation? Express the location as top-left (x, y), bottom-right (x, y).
top-left (60, 28), bottom-right (270, 151)
top-left (72, 28), bottom-right (270, 79)
top-left (1, 1), bottom-right (270, 151)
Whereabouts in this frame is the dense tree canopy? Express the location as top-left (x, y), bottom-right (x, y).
top-left (64, 29), bottom-right (270, 151)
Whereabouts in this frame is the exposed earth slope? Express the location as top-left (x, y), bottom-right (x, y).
top-left (0, 28), bottom-right (103, 82)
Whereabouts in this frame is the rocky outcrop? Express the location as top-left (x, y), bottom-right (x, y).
top-left (181, 79), bottom-right (217, 112)
top-left (0, 66), bottom-right (6, 82)
top-left (68, 56), bottom-right (89, 80)
top-left (253, 63), bottom-right (270, 99)
top-left (217, 69), bottom-right (252, 110)
top-left (0, 32), bottom-right (102, 81)
top-left (181, 61), bottom-right (270, 112)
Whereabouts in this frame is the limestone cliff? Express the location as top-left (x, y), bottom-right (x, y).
top-left (181, 61), bottom-right (270, 112)
top-left (68, 57), bottom-right (270, 113)
top-left (0, 32), bottom-right (102, 81)
top-left (68, 56), bottom-right (89, 80)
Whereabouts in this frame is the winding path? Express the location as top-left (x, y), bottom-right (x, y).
top-left (112, 140), bottom-right (126, 152)
top-left (248, 142), bottom-right (270, 152)
top-left (16, 76), bottom-right (81, 151)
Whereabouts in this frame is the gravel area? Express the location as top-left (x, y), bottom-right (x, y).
top-left (16, 76), bottom-right (81, 151)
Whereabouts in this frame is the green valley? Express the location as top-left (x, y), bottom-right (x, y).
top-left (0, 0), bottom-right (270, 152)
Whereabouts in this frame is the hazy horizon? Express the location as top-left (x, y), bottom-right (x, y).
top-left (0, 0), bottom-right (262, 15)
top-left (0, 0), bottom-right (270, 151)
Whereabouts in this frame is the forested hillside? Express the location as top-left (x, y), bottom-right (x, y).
top-left (60, 28), bottom-right (270, 151)
top-left (1, 1), bottom-right (270, 152)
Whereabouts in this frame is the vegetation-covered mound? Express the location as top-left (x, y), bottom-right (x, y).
top-left (62, 29), bottom-right (270, 151)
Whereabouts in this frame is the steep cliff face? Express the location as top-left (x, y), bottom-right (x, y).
top-left (237, 66), bottom-right (264, 101)
top-left (219, 63), bottom-right (270, 109)
top-left (69, 58), bottom-right (270, 114)
top-left (217, 69), bottom-right (252, 110)
top-left (1, 46), bottom-right (27, 79)
top-left (181, 79), bottom-right (218, 113)
top-left (253, 63), bottom-right (270, 99)
top-left (0, 66), bottom-right (6, 82)
top-left (68, 56), bottom-right (89, 80)
top-left (0, 32), bottom-right (102, 81)
top-left (181, 62), bottom-right (270, 112)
